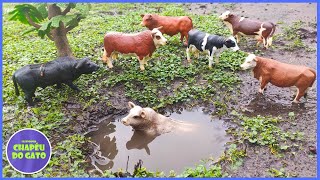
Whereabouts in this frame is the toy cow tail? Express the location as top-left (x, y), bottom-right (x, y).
top-left (188, 16), bottom-right (194, 29)
top-left (266, 22), bottom-right (276, 47)
top-left (12, 74), bottom-right (20, 96)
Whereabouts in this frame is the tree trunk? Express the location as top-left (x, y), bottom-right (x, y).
top-left (48, 4), bottom-right (73, 58)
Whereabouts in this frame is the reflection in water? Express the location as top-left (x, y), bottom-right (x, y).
top-left (87, 109), bottom-right (228, 174)
top-left (87, 120), bottom-right (118, 173)
top-left (126, 131), bottom-right (157, 155)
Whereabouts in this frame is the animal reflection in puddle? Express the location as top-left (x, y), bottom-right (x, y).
top-left (126, 130), bottom-right (156, 155)
top-left (87, 107), bottom-right (228, 174)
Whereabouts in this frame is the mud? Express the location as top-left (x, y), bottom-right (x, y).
top-left (86, 108), bottom-right (229, 174)
top-left (63, 3), bottom-right (316, 177)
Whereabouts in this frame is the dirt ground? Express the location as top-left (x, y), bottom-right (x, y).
top-left (64, 3), bottom-right (317, 177)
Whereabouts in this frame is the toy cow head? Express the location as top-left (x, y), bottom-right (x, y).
top-left (219, 11), bottom-right (235, 21)
top-left (151, 27), bottom-right (167, 47)
top-left (240, 54), bottom-right (257, 70)
top-left (140, 14), bottom-right (153, 27)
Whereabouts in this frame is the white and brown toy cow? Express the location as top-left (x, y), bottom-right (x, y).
top-left (240, 54), bottom-right (316, 103)
top-left (219, 11), bottom-right (276, 48)
top-left (186, 29), bottom-right (240, 68)
top-left (102, 27), bottom-right (167, 71)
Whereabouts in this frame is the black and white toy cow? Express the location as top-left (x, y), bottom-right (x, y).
top-left (12, 56), bottom-right (100, 106)
top-left (186, 29), bottom-right (240, 68)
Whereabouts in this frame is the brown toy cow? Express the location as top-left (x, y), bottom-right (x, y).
top-left (102, 27), bottom-right (167, 71)
top-left (240, 54), bottom-right (316, 103)
top-left (219, 11), bottom-right (276, 48)
top-left (140, 14), bottom-right (193, 46)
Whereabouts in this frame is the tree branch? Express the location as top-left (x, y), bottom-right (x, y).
top-left (24, 12), bottom-right (41, 29)
top-left (62, 3), bottom-right (72, 15)
top-left (65, 25), bottom-right (77, 32)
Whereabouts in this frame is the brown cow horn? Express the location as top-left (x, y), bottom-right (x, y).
top-left (157, 26), bottom-right (163, 30)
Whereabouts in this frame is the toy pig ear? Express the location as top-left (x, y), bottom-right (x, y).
top-left (128, 102), bottom-right (136, 109)
top-left (229, 14), bottom-right (234, 17)
top-left (148, 14), bottom-right (152, 19)
top-left (140, 109), bottom-right (147, 119)
top-left (140, 14), bottom-right (145, 18)
top-left (75, 59), bottom-right (86, 69)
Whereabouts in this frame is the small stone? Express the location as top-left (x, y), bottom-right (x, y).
top-left (309, 146), bottom-right (316, 154)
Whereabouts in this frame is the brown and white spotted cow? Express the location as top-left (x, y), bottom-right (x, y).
top-left (102, 27), bottom-right (167, 71)
top-left (240, 54), bottom-right (316, 103)
top-left (219, 11), bottom-right (276, 48)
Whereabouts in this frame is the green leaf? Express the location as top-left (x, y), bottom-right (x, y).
top-left (9, 4), bottom-right (45, 25)
top-left (36, 3), bottom-right (48, 19)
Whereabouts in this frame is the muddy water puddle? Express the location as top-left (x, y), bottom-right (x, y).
top-left (86, 108), bottom-right (229, 174)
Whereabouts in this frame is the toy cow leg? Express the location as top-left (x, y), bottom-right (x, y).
top-left (304, 87), bottom-right (311, 98)
top-left (143, 56), bottom-right (150, 65)
top-left (186, 47), bottom-right (191, 63)
top-left (138, 56), bottom-right (146, 71)
top-left (208, 50), bottom-right (214, 69)
top-left (293, 87), bottom-right (308, 103)
top-left (235, 34), bottom-right (240, 43)
top-left (255, 36), bottom-right (263, 47)
top-left (102, 49), bottom-right (114, 69)
top-left (233, 31), bottom-right (240, 43)
top-left (180, 32), bottom-right (188, 46)
top-left (258, 77), bottom-right (269, 94)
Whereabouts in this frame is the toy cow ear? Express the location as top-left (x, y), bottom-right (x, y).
top-left (140, 109), bottom-right (147, 119)
top-left (140, 14), bottom-right (145, 18)
top-left (128, 102), bottom-right (136, 109)
top-left (229, 14), bottom-right (234, 18)
top-left (75, 59), bottom-right (86, 69)
top-left (147, 14), bottom-right (152, 20)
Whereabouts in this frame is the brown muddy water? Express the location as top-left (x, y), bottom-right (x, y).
top-left (86, 108), bottom-right (229, 174)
